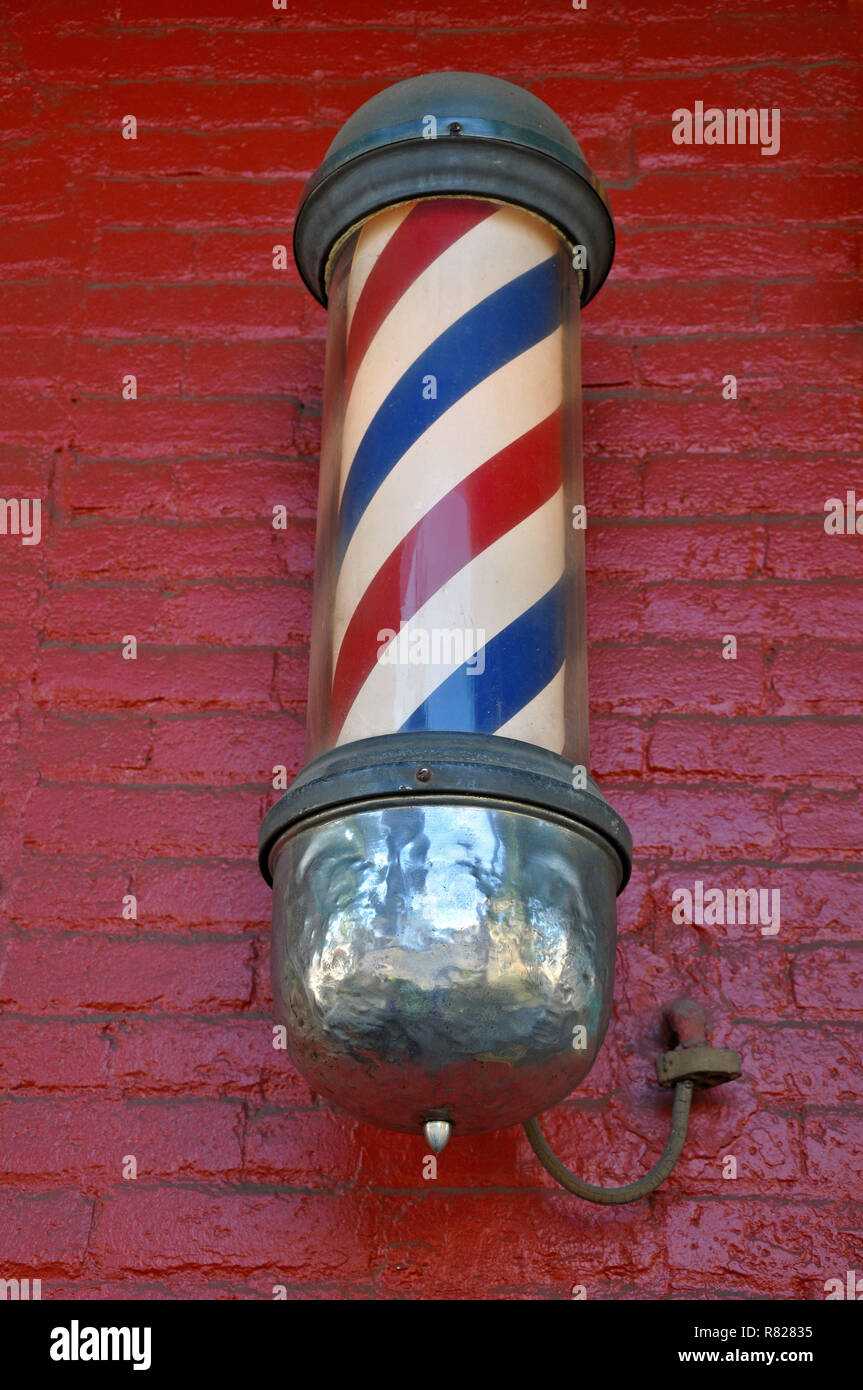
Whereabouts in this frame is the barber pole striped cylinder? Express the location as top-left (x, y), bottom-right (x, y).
top-left (260, 74), bottom-right (633, 1145)
top-left (307, 196), bottom-right (588, 765)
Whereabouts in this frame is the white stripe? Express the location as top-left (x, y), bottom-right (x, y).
top-left (332, 327), bottom-right (564, 665)
top-left (495, 664), bottom-right (566, 753)
top-left (339, 205), bottom-right (559, 498)
top-left (345, 202), bottom-right (415, 337)
top-left (337, 489), bottom-right (565, 745)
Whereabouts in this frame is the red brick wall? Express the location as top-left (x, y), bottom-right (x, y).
top-left (1, 0), bottom-right (860, 1299)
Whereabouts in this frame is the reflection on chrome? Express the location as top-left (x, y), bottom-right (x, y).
top-left (272, 802), bottom-right (618, 1134)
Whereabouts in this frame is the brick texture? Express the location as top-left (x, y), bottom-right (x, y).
top-left (0, 0), bottom-right (860, 1301)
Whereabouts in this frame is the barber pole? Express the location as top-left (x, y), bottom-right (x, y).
top-left (259, 71), bottom-right (639, 1154)
top-left (255, 71), bottom-right (740, 1201)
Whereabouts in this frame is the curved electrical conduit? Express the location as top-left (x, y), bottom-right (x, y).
top-left (523, 1079), bottom-right (694, 1205)
top-left (522, 1000), bottom-right (741, 1204)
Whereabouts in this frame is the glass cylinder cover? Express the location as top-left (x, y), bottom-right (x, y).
top-left (305, 196), bottom-right (588, 766)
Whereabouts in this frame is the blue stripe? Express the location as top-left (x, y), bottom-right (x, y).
top-left (398, 577), bottom-right (566, 735)
top-left (337, 255), bottom-right (561, 564)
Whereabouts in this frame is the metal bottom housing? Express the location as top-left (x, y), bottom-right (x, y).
top-left (270, 798), bottom-right (620, 1134)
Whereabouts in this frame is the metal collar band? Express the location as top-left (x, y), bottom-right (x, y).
top-left (258, 731), bottom-right (632, 890)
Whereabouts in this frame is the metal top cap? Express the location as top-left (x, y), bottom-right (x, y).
top-left (293, 71), bottom-right (615, 307)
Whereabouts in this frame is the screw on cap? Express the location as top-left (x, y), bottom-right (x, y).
top-left (293, 71), bottom-right (615, 308)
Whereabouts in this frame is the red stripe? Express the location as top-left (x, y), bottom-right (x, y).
top-left (330, 409), bottom-right (563, 736)
top-left (344, 198), bottom-right (498, 405)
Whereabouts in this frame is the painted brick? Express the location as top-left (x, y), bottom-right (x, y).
top-left (729, 1023), bottom-right (863, 1107)
top-left (0, 1020), bottom-right (113, 1093)
top-left (106, 1017), bottom-right (315, 1105)
top-left (90, 1189), bottom-right (384, 1278)
top-left (0, 1098), bottom-right (243, 1180)
top-left (0, 1191), bottom-right (94, 1274)
top-left (647, 717), bottom-right (863, 788)
top-left (0, 0), bottom-right (858, 1305)
top-left (0, 937), bottom-right (254, 1014)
